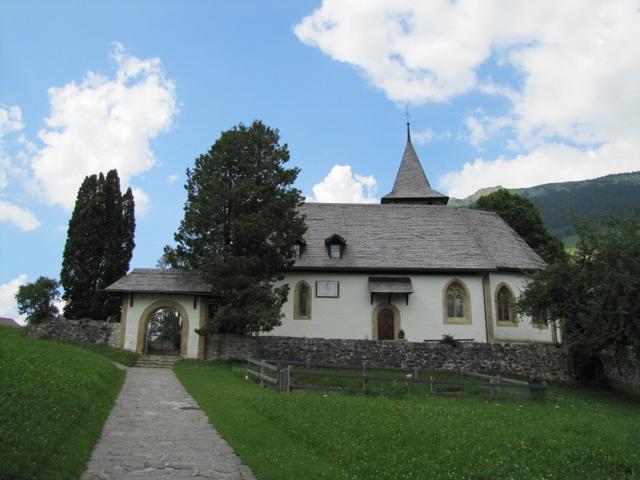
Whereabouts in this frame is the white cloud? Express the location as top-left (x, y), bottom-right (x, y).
top-left (464, 113), bottom-right (513, 147)
top-left (440, 141), bottom-right (640, 198)
top-left (0, 274), bottom-right (28, 325)
top-left (310, 165), bottom-right (378, 203)
top-left (0, 105), bottom-right (24, 137)
top-left (167, 174), bottom-right (178, 184)
top-left (297, 2), bottom-right (640, 195)
top-left (0, 200), bottom-right (41, 231)
top-left (0, 105), bottom-right (26, 190)
top-left (31, 43), bottom-right (177, 209)
top-left (411, 128), bottom-right (433, 145)
top-left (131, 187), bottom-right (150, 217)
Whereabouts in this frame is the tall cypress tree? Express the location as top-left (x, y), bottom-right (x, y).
top-left (61, 169), bottom-right (135, 319)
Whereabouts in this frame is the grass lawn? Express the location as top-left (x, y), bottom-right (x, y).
top-left (176, 361), bottom-right (640, 480)
top-left (66, 341), bottom-right (138, 366)
top-left (0, 325), bottom-right (126, 480)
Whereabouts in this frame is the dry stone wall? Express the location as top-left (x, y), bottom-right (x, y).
top-left (27, 317), bottom-right (120, 347)
top-left (206, 334), bottom-right (570, 381)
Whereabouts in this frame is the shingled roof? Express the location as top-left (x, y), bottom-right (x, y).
top-left (294, 203), bottom-right (545, 272)
top-left (105, 268), bottom-right (211, 294)
top-left (381, 125), bottom-right (449, 205)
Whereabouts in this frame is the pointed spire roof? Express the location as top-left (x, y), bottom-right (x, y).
top-left (381, 123), bottom-right (449, 205)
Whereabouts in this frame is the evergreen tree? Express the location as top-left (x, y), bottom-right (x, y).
top-left (475, 189), bottom-right (566, 263)
top-left (161, 120), bottom-right (306, 334)
top-left (61, 169), bottom-right (135, 319)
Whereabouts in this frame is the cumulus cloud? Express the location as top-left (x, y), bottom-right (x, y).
top-left (440, 141), bottom-right (640, 198)
top-left (411, 128), bottom-right (433, 145)
top-left (131, 187), bottom-right (150, 217)
top-left (296, 2), bottom-right (640, 193)
top-left (310, 165), bottom-right (378, 203)
top-left (0, 274), bottom-right (28, 325)
top-left (31, 43), bottom-right (177, 209)
top-left (167, 174), bottom-right (178, 184)
top-left (0, 106), bottom-right (41, 230)
top-left (0, 201), bottom-right (41, 231)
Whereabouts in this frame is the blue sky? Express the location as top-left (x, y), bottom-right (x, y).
top-left (2, 1), bottom-right (639, 321)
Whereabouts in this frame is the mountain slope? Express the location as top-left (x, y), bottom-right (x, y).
top-left (450, 171), bottom-right (640, 240)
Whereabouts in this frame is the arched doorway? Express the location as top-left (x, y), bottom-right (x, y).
top-left (378, 308), bottom-right (395, 340)
top-left (144, 307), bottom-right (183, 356)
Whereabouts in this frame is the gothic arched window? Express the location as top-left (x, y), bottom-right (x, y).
top-left (293, 281), bottom-right (312, 320)
top-left (443, 280), bottom-right (472, 324)
top-left (496, 285), bottom-right (516, 325)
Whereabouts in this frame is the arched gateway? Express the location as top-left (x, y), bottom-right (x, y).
top-left (105, 269), bottom-right (211, 359)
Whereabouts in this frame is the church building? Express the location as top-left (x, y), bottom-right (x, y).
top-left (106, 127), bottom-right (556, 359)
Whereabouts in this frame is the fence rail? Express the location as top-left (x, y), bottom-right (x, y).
top-left (245, 358), bottom-right (546, 400)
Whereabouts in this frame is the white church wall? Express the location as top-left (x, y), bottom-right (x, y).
top-left (268, 272), bottom-right (489, 342)
top-left (490, 272), bottom-right (556, 343)
top-left (122, 293), bottom-right (204, 359)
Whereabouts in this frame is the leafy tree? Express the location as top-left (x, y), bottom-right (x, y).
top-left (161, 120), bottom-right (306, 334)
top-left (61, 170), bottom-right (135, 320)
top-left (15, 276), bottom-right (60, 324)
top-left (518, 215), bottom-right (640, 382)
top-left (476, 189), bottom-right (566, 263)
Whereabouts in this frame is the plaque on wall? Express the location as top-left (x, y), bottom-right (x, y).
top-left (316, 281), bottom-right (339, 298)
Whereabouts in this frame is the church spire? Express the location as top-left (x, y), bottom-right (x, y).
top-left (381, 124), bottom-right (449, 206)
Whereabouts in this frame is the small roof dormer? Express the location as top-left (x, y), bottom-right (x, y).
top-left (381, 123), bottom-right (449, 206)
top-left (324, 234), bottom-right (346, 259)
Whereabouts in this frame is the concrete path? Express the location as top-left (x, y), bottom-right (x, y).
top-left (82, 368), bottom-right (256, 480)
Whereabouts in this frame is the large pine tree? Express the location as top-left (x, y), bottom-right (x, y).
top-left (161, 120), bottom-right (306, 334)
top-left (61, 169), bottom-right (135, 319)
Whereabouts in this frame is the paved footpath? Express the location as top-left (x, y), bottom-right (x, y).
top-left (82, 368), bottom-right (256, 480)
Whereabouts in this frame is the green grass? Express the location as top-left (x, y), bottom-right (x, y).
top-left (0, 325), bottom-right (125, 480)
top-left (176, 361), bottom-right (640, 480)
top-left (66, 341), bottom-right (138, 366)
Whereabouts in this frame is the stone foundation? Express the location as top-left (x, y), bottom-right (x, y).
top-left (205, 335), bottom-right (570, 381)
top-left (27, 316), bottom-right (120, 347)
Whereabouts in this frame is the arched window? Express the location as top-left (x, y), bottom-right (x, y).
top-left (496, 285), bottom-right (516, 326)
top-left (443, 280), bottom-right (472, 324)
top-left (293, 281), bottom-right (312, 320)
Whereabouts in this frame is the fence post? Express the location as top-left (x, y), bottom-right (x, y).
top-left (496, 374), bottom-right (501, 397)
top-left (306, 356), bottom-right (311, 383)
top-left (287, 365), bottom-right (292, 394)
top-left (489, 378), bottom-right (496, 399)
top-left (362, 361), bottom-right (368, 394)
top-left (412, 367), bottom-right (418, 395)
top-left (430, 375), bottom-right (435, 394)
top-left (260, 359), bottom-right (265, 388)
top-left (528, 378), bottom-right (546, 400)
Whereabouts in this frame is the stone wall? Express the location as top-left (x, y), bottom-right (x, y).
top-left (601, 349), bottom-right (640, 386)
top-left (27, 317), bottom-right (120, 347)
top-left (205, 334), bottom-right (570, 381)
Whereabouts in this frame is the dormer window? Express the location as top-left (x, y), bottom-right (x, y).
top-left (324, 234), bottom-right (346, 259)
top-left (294, 238), bottom-right (306, 258)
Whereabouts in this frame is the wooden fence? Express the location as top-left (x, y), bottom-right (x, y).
top-left (245, 358), bottom-right (547, 400)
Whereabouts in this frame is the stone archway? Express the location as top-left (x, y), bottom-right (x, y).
top-left (137, 300), bottom-right (190, 357)
top-left (371, 303), bottom-right (401, 340)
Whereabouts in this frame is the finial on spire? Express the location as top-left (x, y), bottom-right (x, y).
top-left (405, 105), bottom-right (411, 143)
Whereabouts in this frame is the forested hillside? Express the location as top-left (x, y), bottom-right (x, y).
top-left (450, 171), bottom-right (640, 242)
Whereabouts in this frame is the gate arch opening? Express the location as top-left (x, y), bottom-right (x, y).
top-left (137, 301), bottom-right (190, 356)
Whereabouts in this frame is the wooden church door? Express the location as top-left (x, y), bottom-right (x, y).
top-left (378, 309), bottom-right (395, 340)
